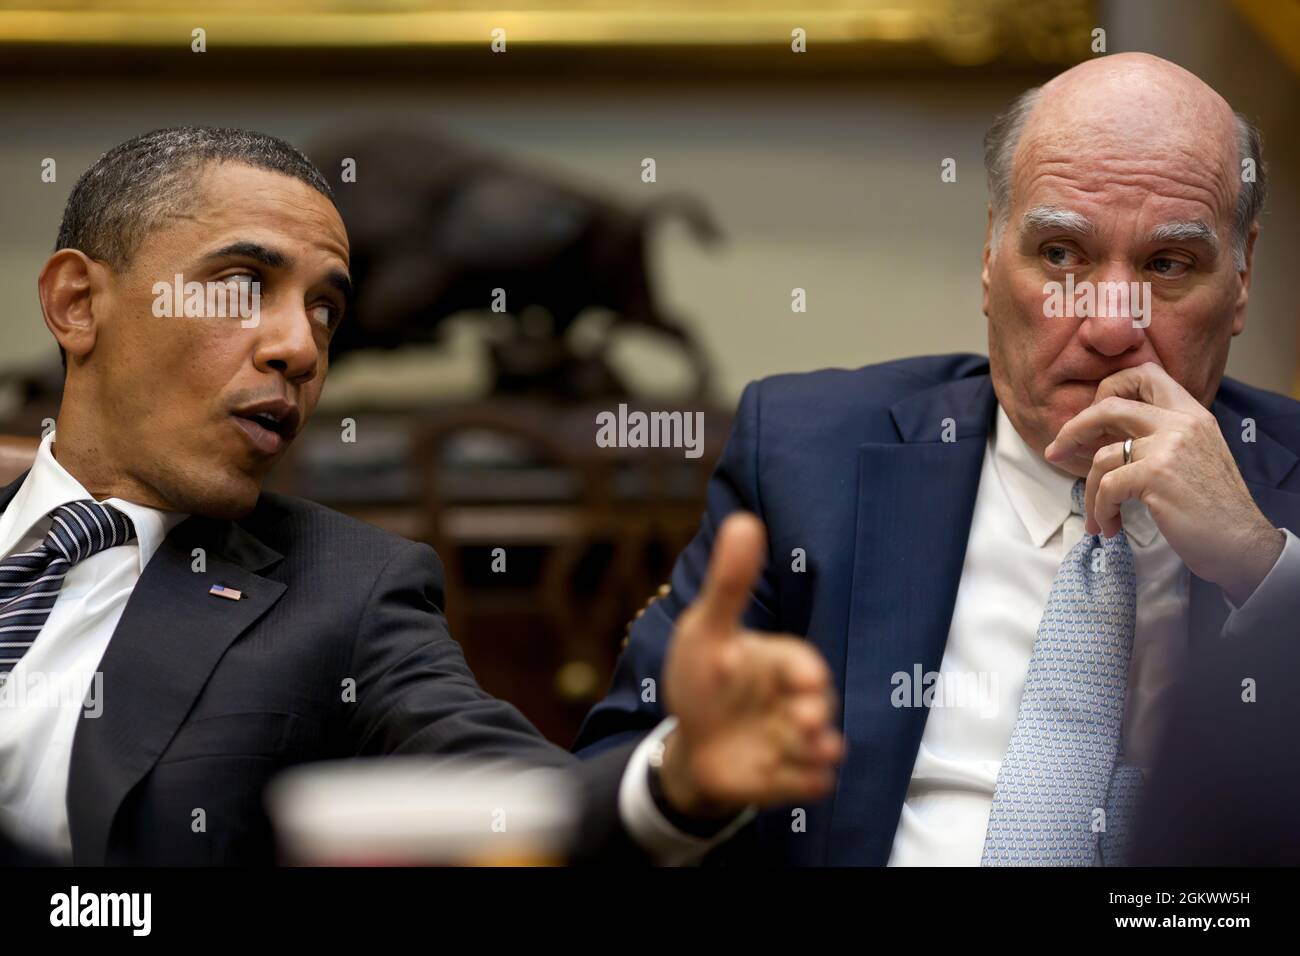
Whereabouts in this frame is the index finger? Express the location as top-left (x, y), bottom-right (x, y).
top-left (1045, 397), bottom-right (1175, 463)
top-left (1092, 361), bottom-right (1203, 415)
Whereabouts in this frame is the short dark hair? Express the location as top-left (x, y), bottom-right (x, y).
top-left (52, 126), bottom-right (337, 368)
top-left (56, 126), bottom-right (335, 267)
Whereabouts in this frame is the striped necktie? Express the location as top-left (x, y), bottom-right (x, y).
top-left (0, 500), bottom-right (136, 677)
top-left (981, 479), bottom-right (1138, 865)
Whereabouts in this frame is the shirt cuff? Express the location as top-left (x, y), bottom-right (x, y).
top-left (1221, 529), bottom-right (1300, 639)
top-left (617, 716), bottom-right (756, 866)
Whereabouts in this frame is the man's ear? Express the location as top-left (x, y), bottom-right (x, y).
top-left (38, 249), bottom-right (108, 361)
top-left (1230, 222), bottom-right (1259, 337)
top-left (981, 206), bottom-right (995, 319)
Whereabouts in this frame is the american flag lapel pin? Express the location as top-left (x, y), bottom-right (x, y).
top-left (209, 584), bottom-right (243, 601)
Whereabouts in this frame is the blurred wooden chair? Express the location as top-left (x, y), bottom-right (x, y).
top-left (409, 406), bottom-right (627, 710)
top-left (0, 435), bottom-right (39, 487)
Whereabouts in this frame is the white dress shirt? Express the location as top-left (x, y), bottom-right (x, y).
top-left (887, 406), bottom-right (1300, 866)
top-left (0, 431), bottom-right (184, 858)
top-left (0, 431), bottom-right (711, 863)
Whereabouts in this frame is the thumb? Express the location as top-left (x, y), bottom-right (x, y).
top-left (692, 512), bottom-right (767, 635)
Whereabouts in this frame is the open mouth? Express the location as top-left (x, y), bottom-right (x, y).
top-left (230, 402), bottom-right (299, 457)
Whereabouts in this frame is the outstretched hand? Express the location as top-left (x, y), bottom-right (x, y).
top-left (658, 513), bottom-right (843, 817)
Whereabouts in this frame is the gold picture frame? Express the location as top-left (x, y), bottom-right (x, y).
top-left (0, 0), bottom-right (1097, 70)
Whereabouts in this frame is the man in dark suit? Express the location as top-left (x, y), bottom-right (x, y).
top-left (0, 127), bottom-right (841, 865)
top-left (577, 53), bottom-right (1300, 864)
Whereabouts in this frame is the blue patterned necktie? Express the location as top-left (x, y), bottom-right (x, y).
top-left (0, 500), bottom-right (136, 676)
top-left (982, 479), bottom-right (1139, 866)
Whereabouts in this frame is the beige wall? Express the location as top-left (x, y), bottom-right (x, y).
top-left (0, 0), bottom-right (1294, 408)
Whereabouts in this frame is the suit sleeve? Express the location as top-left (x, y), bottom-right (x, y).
top-left (574, 380), bottom-right (783, 756)
top-left (340, 537), bottom-right (646, 863)
top-left (344, 539), bottom-right (575, 764)
top-left (1221, 529), bottom-right (1300, 641)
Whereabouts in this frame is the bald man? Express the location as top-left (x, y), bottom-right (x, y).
top-left (576, 53), bottom-right (1300, 865)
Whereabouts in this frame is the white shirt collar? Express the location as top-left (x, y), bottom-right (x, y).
top-left (0, 430), bottom-right (187, 573)
top-left (991, 405), bottom-right (1158, 549)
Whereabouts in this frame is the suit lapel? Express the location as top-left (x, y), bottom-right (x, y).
top-left (1187, 399), bottom-right (1300, 648)
top-left (828, 374), bottom-right (996, 865)
top-left (66, 513), bottom-right (286, 864)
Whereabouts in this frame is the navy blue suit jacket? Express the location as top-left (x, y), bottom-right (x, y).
top-left (574, 353), bottom-right (1300, 865)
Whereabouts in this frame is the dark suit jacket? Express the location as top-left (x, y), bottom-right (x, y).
top-left (0, 479), bottom-right (637, 865)
top-left (1131, 607), bottom-right (1300, 865)
top-left (575, 353), bottom-right (1300, 865)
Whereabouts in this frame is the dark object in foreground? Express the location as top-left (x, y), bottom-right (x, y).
top-left (1132, 618), bottom-right (1300, 865)
top-left (0, 825), bottom-right (61, 866)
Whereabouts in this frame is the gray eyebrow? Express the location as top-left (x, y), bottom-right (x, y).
top-left (1146, 219), bottom-right (1219, 253)
top-left (1020, 205), bottom-right (1095, 237)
